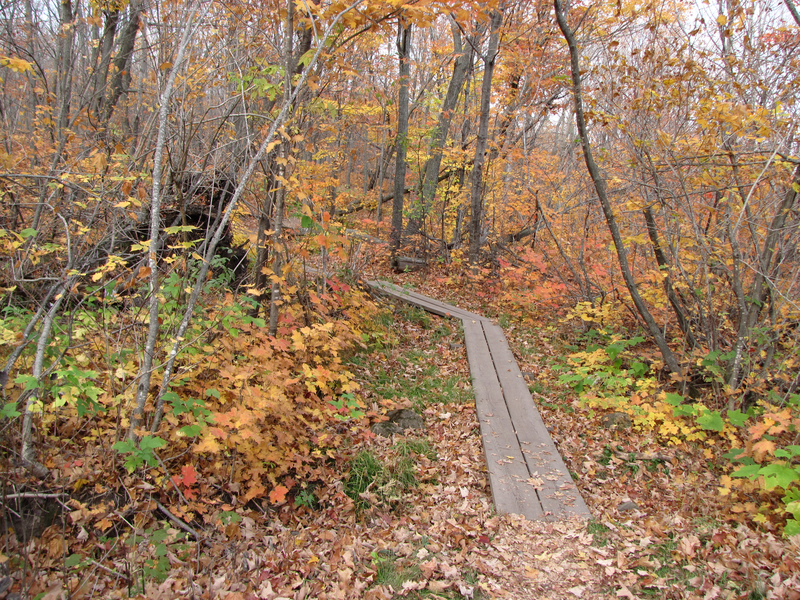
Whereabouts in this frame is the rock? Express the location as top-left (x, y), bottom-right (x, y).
top-left (387, 408), bottom-right (424, 430)
top-left (601, 412), bottom-right (632, 430)
top-left (371, 409), bottom-right (424, 437)
top-left (371, 422), bottom-right (403, 437)
top-left (617, 501), bottom-right (639, 512)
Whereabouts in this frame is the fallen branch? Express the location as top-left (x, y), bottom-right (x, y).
top-left (155, 499), bottom-right (201, 540)
top-left (3, 492), bottom-right (68, 500)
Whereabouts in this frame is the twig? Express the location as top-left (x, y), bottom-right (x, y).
top-left (3, 492), bottom-right (67, 500)
top-left (156, 453), bottom-right (189, 506)
top-left (86, 558), bottom-right (130, 582)
top-left (155, 499), bottom-right (201, 540)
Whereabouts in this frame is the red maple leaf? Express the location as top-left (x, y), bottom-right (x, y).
top-left (269, 485), bottom-right (289, 505)
top-left (181, 464), bottom-right (198, 487)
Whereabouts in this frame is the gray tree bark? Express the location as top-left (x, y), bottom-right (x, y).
top-left (406, 19), bottom-right (473, 235)
top-left (390, 22), bottom-right (411, 254)
top-left (554, 0), bottom-right (683, 375)
top-left (468, 11), bottom-right (502, 264)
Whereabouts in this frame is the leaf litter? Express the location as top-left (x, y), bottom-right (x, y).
top-left (4, 256), bottom-right (799, 599)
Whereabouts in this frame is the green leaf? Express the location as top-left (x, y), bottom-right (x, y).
top-left (672, 404), bottom-right (696, 417)
top-left (206, 388), bottom-right (220, 399)
top-left (112, 440), bottom-right (135, 454)
top-left (20, 228), bottom-right (37, 238)
top-left (164, 225), bottom-right (198, 234)
top-left (664, 393), bottom-right (684, 406)
top-left (775, 446), bottom-right (800, 459)
top-left (151, 527), bottom-right (169, 543)
top-left (697, 409), bottom-right (724, 432)
top-left (760, 464), bottom-right (800, 490)
top-left (298, 48), bottom-right (314, 67)
top-left (727, 410), bottom-right (749, 427)
top-left (784, 518), bottom-right (800, 538)
top-left (629, 362), bottom-right (648, 377)
top-left (219, 510), bottom-right (241, 525)
top-left (1, 402), bottom-right (20, 419)
top-left (723, 448), bottom-right (747, 462)
top-left (180, 424), bottom-right (202, 437)
top-left (65, 553), bottom-right (85, 568)
top-left (785, 500), bottom-right (800, 521)
top-left (732, 464), bottom-right (761, 479)
top-left (139, 436), bottom-right (166, 451)
top-left (301, 215), bottom-right (314, 229)
top-left (14, 374), bottom-right (40, 390)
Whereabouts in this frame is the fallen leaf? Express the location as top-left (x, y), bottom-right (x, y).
top-left (270, 485), bottom-right (289, 504)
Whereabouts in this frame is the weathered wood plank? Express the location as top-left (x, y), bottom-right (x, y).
top-left (462, 319), bottom-right (543, 520)
top-left (362, 279), bottom-right (589, 521)
top-left (368, 281), bottom-right (483, 321)
top-left (481, 323), bottom-right (590, 519)
top-left (367, 280), bottom-right (486, 322)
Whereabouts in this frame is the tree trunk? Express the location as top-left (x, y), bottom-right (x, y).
top-left (406, 19), bottom-right (473, 235)
top-left (554, 0), bottom-right (683, 375)
top-left (268, 0), bottom-right (295, 336)
top-left (375, 120), bottom-right (387, 225)
top-left (103, 0), bottom-right (144, 125)
top-left (129, 1), bottom-right (202, 439)
top-left (468, 11), bottom-right (502, 265)
top-left (90, 10), bottom-right (120, 117)
top-left (390, 22), bottom-right (411, 254)
top-left (149, 0), bottom-right (365, 433)
top-left (55, 0), bottom-right (75, 140)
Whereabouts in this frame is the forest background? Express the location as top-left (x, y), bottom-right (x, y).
top-left (1, 0), bottom-right (800, 597)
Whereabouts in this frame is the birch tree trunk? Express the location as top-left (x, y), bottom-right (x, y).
top-left (128, 0), bottom-right (203, 440)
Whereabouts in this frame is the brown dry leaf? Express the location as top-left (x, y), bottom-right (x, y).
top-left (678, 534), bottom-right (701, 559)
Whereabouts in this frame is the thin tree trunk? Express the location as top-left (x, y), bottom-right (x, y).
top-left (149, 0), bottom-right (367, 432)
top-left (727, 165), bottom-right (799, 389)
top-left (103, 0), bottom-right (144, 125)
top-left (390, 22), bottom-right (411, 254)
top-left (407, 20), bottom-right (473, 234)
top-left (268, 0), bottom-right (295, 336)
top-left (554, 0), bottom-right (683, 375)
top-left (468, 11), bottom-right (502, 264)
top-left (784, 0), bottom-right (800, 26)
top-left (20, 280), bottom-right (72, 477)
top-left (90, 10), bottom-right (120, 116)
top-left (375, 122), bottom-right (387, 225)
top-left (129, 0), bottom-right (202, 440)
top-left (642, 205), bottom-right (697, 349)
top-left (55, 0), bottom-right (75, 139)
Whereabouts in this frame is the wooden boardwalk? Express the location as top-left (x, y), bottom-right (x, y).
top-left (368, 280), bottom-right (590, 521)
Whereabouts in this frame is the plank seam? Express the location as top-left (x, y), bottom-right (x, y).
top-left (363, 279), bottom-right (590, 520)
top-left (479, 320), bottom-right (546, 514)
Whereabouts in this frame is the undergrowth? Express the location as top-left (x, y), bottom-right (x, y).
top-left (554, 298), bottom-right (800, 537)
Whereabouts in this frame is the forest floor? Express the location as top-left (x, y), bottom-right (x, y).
top-left (3, 238), bottom-right (798, 600)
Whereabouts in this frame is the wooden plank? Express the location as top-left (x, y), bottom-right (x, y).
top-left (481, 323), bottom-right (590, 519)
top-left (362, 280), bottom-right (589, 521)
top-left (367, 281), bottom-right (487, 322)
top-left (462, 319), bottom-right (544, 520)
top-left (368, 281), bottom-right (484, 322)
